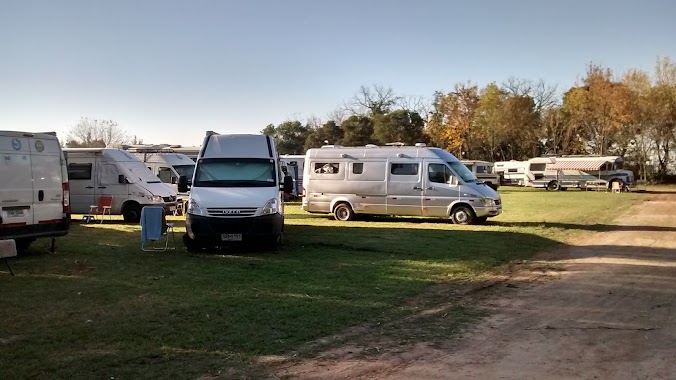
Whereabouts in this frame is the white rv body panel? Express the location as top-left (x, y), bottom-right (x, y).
top-left (63, 148), bottom-right (178, 222)
top-left (302, 145), bottom-right (502, 224)
top-left (280, 154), bottom-right (305, 196)
top-left (0, 131), bottom-right (69, 251)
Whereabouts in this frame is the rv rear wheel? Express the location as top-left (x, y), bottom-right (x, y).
top-left (547, 181), bottom-right (560, 191)
top-left (451, 206), bottom-right (476, 225)
top-left (333, 203), bottom-right (355, 221)
top-left (122, 203), bottom-right (142, 223)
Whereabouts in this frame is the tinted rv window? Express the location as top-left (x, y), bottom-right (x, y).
top-left (391, 163), bottom-right (418, 175)
top-left (530, 163), bottom-right (546, 172)
top-left (428, 164), bottom-right (453, 184)
top-left (476, 165), bottom-right (488, 173)
top-left (68, 163), bottom-right (92, 180)
top-left (314, 163), bottom-right (340, 174)
top-left (353, 163), bottom-right (364, 174)
top-left (508, 168), bottom-right (518, 173)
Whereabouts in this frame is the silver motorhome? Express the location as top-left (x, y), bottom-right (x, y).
top-left (302, 144), bottom-right (502, 224)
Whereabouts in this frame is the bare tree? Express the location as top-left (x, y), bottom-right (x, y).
top-left (502, 77), bottom-right (559, 112)
top-left (343, 84), bottom-right (401, 116)
top-left (66, 118), bottom-right (129, 148)
top-left (397, 94), bottom-right (433, 119)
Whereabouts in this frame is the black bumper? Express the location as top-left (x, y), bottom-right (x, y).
top-left (0, 219), bottom-right (69, 241)
top-left (185, 213), bottom-right (283, 245)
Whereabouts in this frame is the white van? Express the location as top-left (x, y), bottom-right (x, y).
top-left (0, 131), bottom-right (70, 252)
top-left (130, 152), bottom-right (195, 194)
top-left (63, 148), bottom-right (178, 222)
top-left (180, 132), bottom-right (293, 251)
top-left (302, 144), bottom-right (502, 224)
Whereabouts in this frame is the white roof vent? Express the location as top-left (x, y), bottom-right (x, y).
top-left (321, 144), bottom-right (343, 148)
top-left (415, 143), bottom-right (427, 147)
top-left (386, 142), bottom-right (405, 147)
top-left (365, 144), bottom-right (379, 148)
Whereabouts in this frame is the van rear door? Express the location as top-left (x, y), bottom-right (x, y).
top-left (29, 137), bottom-right (65, 224)
top-left (0, 136), bottom-right (34, 228)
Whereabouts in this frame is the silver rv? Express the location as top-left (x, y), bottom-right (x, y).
top-left (301, 144), bottom-right (502, 224)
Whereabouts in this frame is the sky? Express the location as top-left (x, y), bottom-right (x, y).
top-left (1, 0), bottom-right (675, 146)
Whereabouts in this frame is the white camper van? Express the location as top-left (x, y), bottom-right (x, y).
top-left (129, 151), bottom-right (195, 193)
top-left (461, 160), bottom-right (500, 190)
top-left (180, 133), bottom-right (293, 251)
top-left (0, 131), bottom-right (70, 252)
top-left (280, 154), bottom-right (305, 196)
top-left (302, 144), bottom-right (502, 224)
top-left (494, 160), bottom-right (528, 186)
top-left (63, 148), bottom-right (178, 222)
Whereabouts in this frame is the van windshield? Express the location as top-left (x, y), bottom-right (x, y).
top-left (124, 161), bottom-right (162, 184)
top-left (194, 158), bottom-right (276, 187)
top-left (174, 164), bottom-right (195, 183)
top-left (448, 161), bottom-right (478, 183)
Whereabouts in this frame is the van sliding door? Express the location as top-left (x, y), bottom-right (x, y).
top-left (67, 158), bottom-right (97, 214)
top-left (387, 161), bottom-right (423, 216)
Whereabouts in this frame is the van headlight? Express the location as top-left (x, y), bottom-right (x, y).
top-left (261, 198), bottom-right (279, 215)
top-left (149, 195), bottom-right (163, 203)
top-left (480, 197), bottom-right (496, 206)
top-left (187, 199), bottom-right (205, 216)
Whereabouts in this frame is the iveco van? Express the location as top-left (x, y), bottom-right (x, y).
top-left (180, 132), bottom-right (293, 251)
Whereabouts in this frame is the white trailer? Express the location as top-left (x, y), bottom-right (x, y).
top-left (279, 154), bottom-right (305, 196)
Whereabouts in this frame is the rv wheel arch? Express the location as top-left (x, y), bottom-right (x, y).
top-left (450, 203), bottom-right (476, 225)
top-left (122, 201), bottom-right (142, 223)
top-left (547, 181), bottom-right (560, 191)
top-left (333, 202), bottom-right (355, 221)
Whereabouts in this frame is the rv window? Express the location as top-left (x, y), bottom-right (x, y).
top-left (67, 163), bottom-right (92, 180)
top-left (314, 162), bottom-right (340, 174)
top-left (476, 165), bottom-right (488, 174)
top-left (428, 164), bottom-right (453, 184)
top-left (508, 168), bottom-right (518, 173)
top-left (391, 163), bottom-right (419, 176)
top-left (530, 163), bottom-right (546, 172)
top-left (352, 163), bottom-right (364, 174)
top-left (158, 167), bottom-right (173, 183)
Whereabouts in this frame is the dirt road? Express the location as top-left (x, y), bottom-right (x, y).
top-left (279, 192), bottom-right (676, 379)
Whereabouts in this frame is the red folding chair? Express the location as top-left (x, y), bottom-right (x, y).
top-left (88, 195), bottom-right (113, 224)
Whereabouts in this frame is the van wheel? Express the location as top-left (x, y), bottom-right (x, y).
top-left (547, 181), bottom-right (560, 191)
top-left (122, 203), bottom-right (142, 223)
top-left (183, 234), bottom-right (202, 252)
top-left (451, 206), bottom-right (476, 225)
top-left (333, 203), bottom-right (355, 221)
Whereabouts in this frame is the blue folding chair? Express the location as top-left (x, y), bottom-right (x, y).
top-left (140, 206), bottom-right (175, 251)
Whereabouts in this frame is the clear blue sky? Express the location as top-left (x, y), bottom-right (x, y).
top-left (1, 0), bottom-right (675, 146)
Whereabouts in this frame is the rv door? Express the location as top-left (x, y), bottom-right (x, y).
top-left (67, 158), bottom-right (97, 214)
top-left (423, 161), bottom-right (459, 217)
top-left (387, 161), bottom-right (423, 216)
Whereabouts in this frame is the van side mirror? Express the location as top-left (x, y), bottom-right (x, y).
top-left (118, 175), bottom-right (125, 184)
top-left (282, 175), bottom-right (294, 194)
top-left (177, 175), bottom-right (189, 193)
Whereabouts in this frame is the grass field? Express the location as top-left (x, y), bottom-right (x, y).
top-left (0, 188), bottom-right (644, 378)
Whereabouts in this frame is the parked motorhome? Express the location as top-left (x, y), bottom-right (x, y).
top-left (543, 156), bottom-right (634, 190)
top-left (63, 148), bottom-right (178, 222)
top-left (0, 131), bottom-right (70, 252)
top-left (493, 160), bottom-right (528, 186)
top-left (461, 160), bottom-right (500, 190)
top-left (302, 144), bottom-right (502, 224)
top-left (280, 154), bottom-right (305, 196)
top-left (180, 133), bottom-right (293, 251)
top-left (530, 170), bottom-right (608, 191)
top-left (123, 149), bottom-right (195, 192)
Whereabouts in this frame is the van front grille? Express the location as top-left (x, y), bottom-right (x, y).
top-left (495, 199), bottom-right (501, 206)
top-left (207, 208), bottom-right (258, 217)
top-left (163, 196), bottom-right (177, 202)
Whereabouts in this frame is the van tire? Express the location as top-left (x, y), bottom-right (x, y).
top-left (451, 205), bottom-right (476, 225)
top-left (333, 203), bottom-right (355, 221)
top-left (547, 181), bottom-right (560, 191)
top-left (122, 203), bottom-right (142, 223)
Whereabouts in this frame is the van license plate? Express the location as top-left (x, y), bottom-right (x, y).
top-left (7, 210), bottom-right (24, 217)
top-left (221, 234), bottom-right (242, 242)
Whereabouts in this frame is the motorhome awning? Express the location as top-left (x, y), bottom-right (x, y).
top-left (547, 159), bottom-right (608, 171)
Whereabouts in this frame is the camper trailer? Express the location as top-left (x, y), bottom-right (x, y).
top-left (180, 133), bottom-right (293, 251)
top-left (543, 156), bottom-right (634, 190)
top-left (493, 160), bottom-right (528, 186)
top-left (63, 148), bottom-right (178, 222)
top-left (279, 154), bottom-right (305, 196)
top-left (0, 131), bottom-right (70, 252)
top-left (302, 144), bottom-right (502, 225)
top-left (461, 160), bottom-right (500, 190)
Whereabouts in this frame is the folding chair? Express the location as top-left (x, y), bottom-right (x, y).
top-left (140, 206), bottom-right (176, 251)
top-left (0, 239), bottom-right (17, 276)
top-left (87, 195), bottom-right (113, 224)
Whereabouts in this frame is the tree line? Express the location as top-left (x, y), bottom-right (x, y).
top-left (263, 57), bottom-right (676, 180)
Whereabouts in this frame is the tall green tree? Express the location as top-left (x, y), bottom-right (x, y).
top-left (261, 120), bottom-right (311, 155)
top-left (372, 109), bottom-right (426, 145)
top-left (304, 120), bottom-right (344, 150)
top-left (340, 115), bottom-right (375, 146)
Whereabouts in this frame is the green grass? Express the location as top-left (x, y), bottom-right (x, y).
top-left (0, 188), bottom-right (642, 378)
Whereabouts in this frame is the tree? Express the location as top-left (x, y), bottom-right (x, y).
top-left (562, 65), bottom-right (632, 155)
top-left (304, 120), bottom-right (344, 150)
top-left (340, 115), bottom-right (375, 146)
top-left (261, 120), bottom-right (310, 155)
top-left (372, 109), bottom-right (426, 145)
top-left (344, 84), bottom-right (400, 116)
top-left (426, 83), bottom-right (480, 158)
top-left (650, 57), bottom-right (676, 179)
top-left (66, 118), bottom-right (129, 148)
